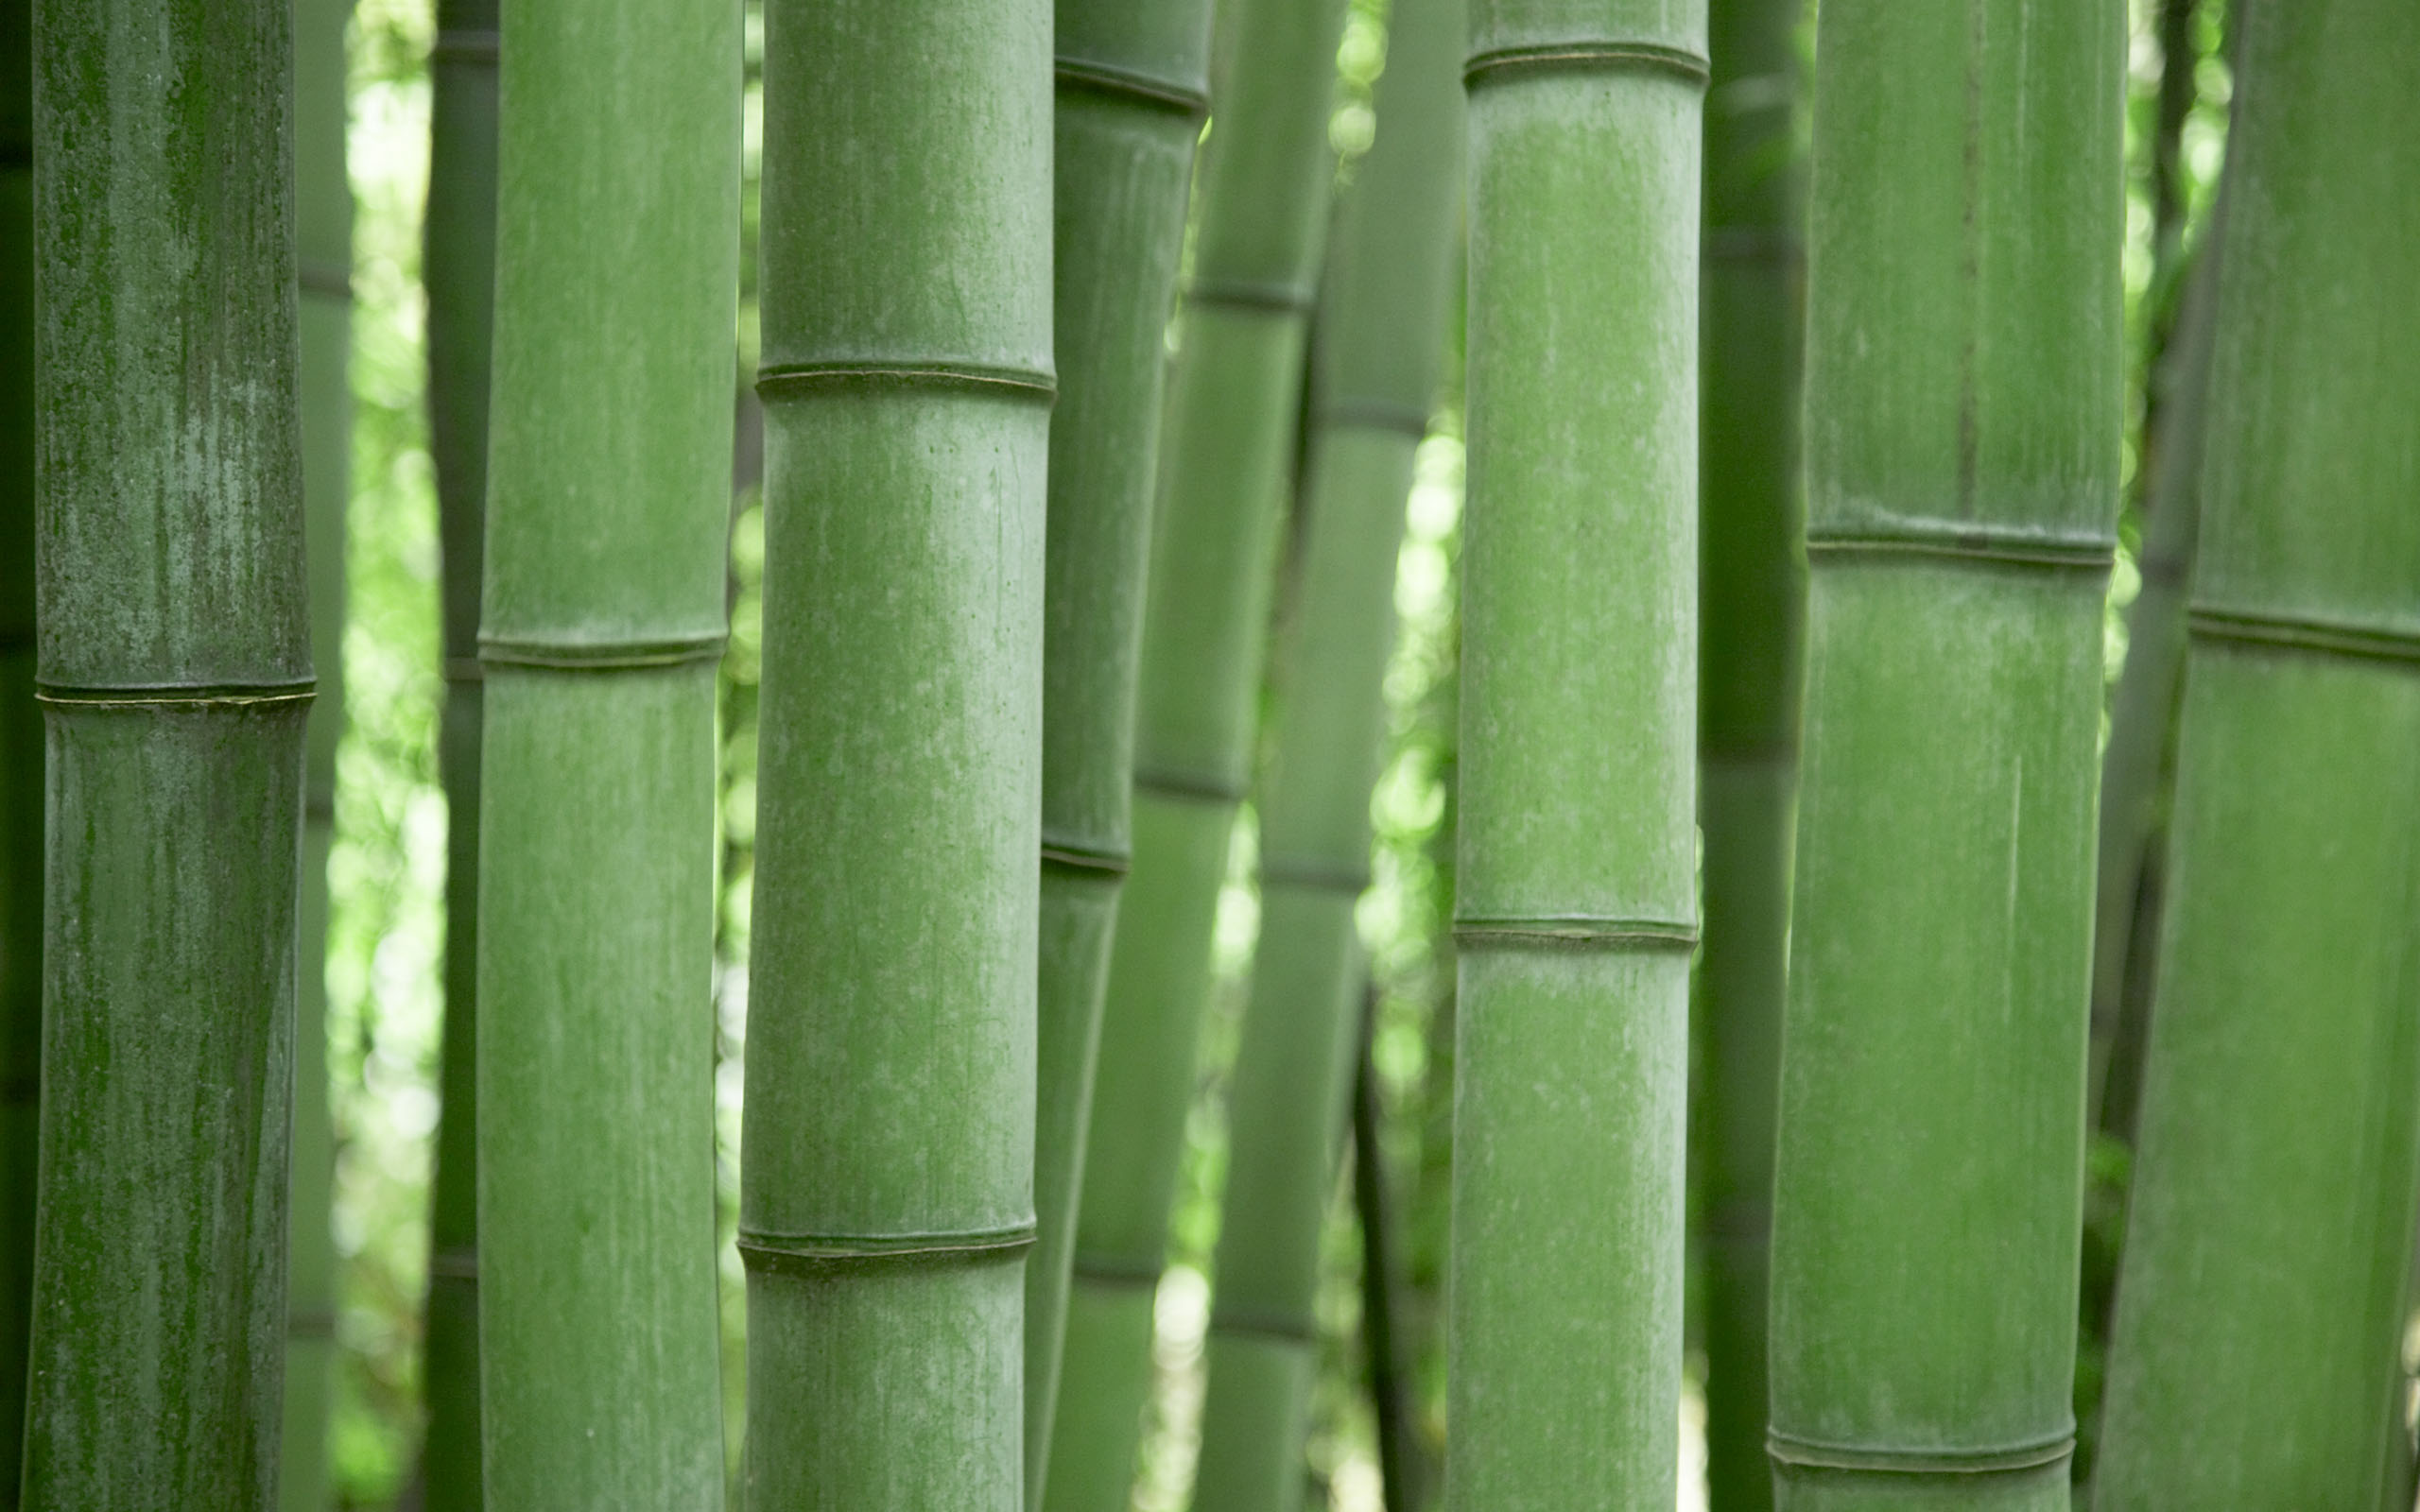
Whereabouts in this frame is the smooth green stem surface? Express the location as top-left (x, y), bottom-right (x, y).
top-left (1027, 2), bottom-right (1213, 1498)
top-left (0, 1), bottom-right (32, 1501)
top-left (1191, 0), bottom-right (1461, 1506)
top-left (26, 1), bottom-right (312, 1503)
top-left (743, 5), bottom-right (1048, 1508)
top-left (1763, 3), bottom-right (2122, 1506)
top-left (474, 1), bottom-right (736, 1504)
top-left (2094, 4), bottom-right (2420, 1503)
top-left (1451, 3), bottom-right (1703, 1506)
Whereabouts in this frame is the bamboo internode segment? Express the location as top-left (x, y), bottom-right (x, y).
top-left (2095, 3), bottom-right (2420, 1502)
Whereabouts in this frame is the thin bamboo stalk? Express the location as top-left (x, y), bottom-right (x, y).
top-left (740, 3), bottom-right (1047, 1506)
top-left (1044, 0), bottom-right (1352, 1504)
top-left (1026, 3), bottom-right (1214, 1498)
top-left (1692, 0), bottom-right (1804, 1502)
top-left (1191, 2), bottom-right (1461, 1505)
top-left (1761, 1), bottom-right (2123, 1505)
top-left (0, 2), bottom-right (33, 1502)
top-left (2093, 2), bottom-right (2420, 1501)
top-left (419, 2), bottom-right (497, 1507)
top-left (474, 0), bottom-right (736, 1503)
top-left (24, 0), bottom-right (312, 1501)
top-left (1351, 987), bottom-right (1423, 1512)
top-left (1450, 1), bottom-right (1703, 1504)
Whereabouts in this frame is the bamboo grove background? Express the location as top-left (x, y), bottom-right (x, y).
top-left (60, 0), bottom-right (2399, 1505)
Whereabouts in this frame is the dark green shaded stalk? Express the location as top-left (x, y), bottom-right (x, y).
top-left (0, 0), bottom-right (32, 1501)
top-left (1044, 0), bottom-right (1350, 1504)
top-left (1191, 2), bottom-right (1461, 1505)
top-left (742, 4), bottom-right (1047, 1507)
top-left (1352, 987), bottom-right (1423, 1512)
top-left (1692, 0), bottom-right (1804, 1503)
top-left (2094, 4), bottom-right (2420, 1502)
top-left (1451, 1), bottom-right (1703, 1504)
top-left (282, 0), bottom-right (351, 1504)
top-left (1026, 3), bottom-right (1214, 1499)
top-left (475, 0), bottom-right (736, 1503)
top-left (1762, 2), bottom-right (2123, 1506)
top-left (419, 2), bottom-right (496, 1506)
top-left (25, 0), bottom-right (311, 1502)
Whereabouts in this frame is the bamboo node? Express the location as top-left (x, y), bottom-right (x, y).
top-left (1054, 56), bottom-right (1210, 119)
top-left (1260, 857), bottom-right (1374, 894)
top-left (1133, 766), bottom-right (1247, 805)
top-left (1805, 524), bottom-right (2116, 573)
top-left (1454, 914), bottom-right (1698, 951)
top-left (1462, 42), bottom-right (1711, 91)
top-left (1186, 278), bottom-right (1317, 317)
top-left (427, 1246), bottom-right (480, 1282)
top-left (1765, 1425), bottom-right (2074, 1475)
top-left (2187, 605), bottom-right (2420, 667)
top-left (298, 258), bottom-right (354, 302)
top-left (1702, 226), bottom-right (1805, 266)
top-left (430, 28), bottom-right (500, 65)
top-left (1069, 1252), bottom-right (1162, 1289)
top-left (476, 633), bottom-right (727, 671)
top-left (737, 1222), bottom-right (1037, 1276)
top-left (754, 361), bottom-right (1056, 404)
top-left (1040, 840), bottom-right (1132, 878)
top-left (36, 679), bottom-right (316, 708)
top-left (1209, 1303), bottom-right (1317, 1346)
top-left (1322, 396), bottom-right (1432, 439)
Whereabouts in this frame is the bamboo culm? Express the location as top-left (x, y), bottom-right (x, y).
top-left (1449, 1), bottom-right (1703, 1505)
top-left (1762, 2), bottom-right (2122, 1507)
top-left (1026, 1), bottom-right (1214, 1498)
top-left (1190, 1), bottom-right (1462, 1506)
top-left (419, 0), bottom-right (498, 1505)
top-left (1044, 2), bottom-right (1351, 1504)
top-left (1692, 0), bottom-right (1805, 1502)
top-left (0, 0), bottom-right (34, 1500)
top-left (474, 0), bottom-right (737, 1503)
top-left (740, 3), bottom-right (1048, 1507)
top-left (25, 0), bottom-right (312, 1501)
top-left (2094, 3), bottom-right (2420, 1502)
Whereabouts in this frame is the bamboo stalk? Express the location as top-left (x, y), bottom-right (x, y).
top-left (1026, 3), bottom-right (1214, 1499)
top-left (0, 2), bottom-right (33, 1501)
top-left (1761, 1), bottom-right (2123, 1505)
top-left (740, 3), bottom-right (1047, 1506)
top-left (1351, 987), bottom-right (1423, 1512)
top-left (474, 0), bottom-right (736, 1503)
top-left (1450, 1), bottom-right (1703, 1505)
top-left (1692, 0), bottom-right (1804, 1503)
top-left (1191, 1), bottom-right (1462, 1505)
top-left (24, 0), bottom-right (312, 1501)
top-left (2093, 3), bottom-right (2420, 1502)
top-left (1043, 0), bottom-right (1351, 1503)
top-left (419, 2), bottom-right (497, 1506)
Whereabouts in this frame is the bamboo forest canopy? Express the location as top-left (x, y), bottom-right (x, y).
top-left (9, 0), bottom-right (2416, 1509)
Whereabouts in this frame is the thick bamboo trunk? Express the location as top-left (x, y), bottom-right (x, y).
top-left (1693, 0), bottom-right (1804, 1503)
top-left (1026, 3), bottom-right (1213, 1498)
top-left (0, 4), bottom-right (32, 1503)
top-left (1450, 2), bottom-right (1703, 1505)
top-left (741, 4), bottom-right (1047, 1507)
top-left (419, 2), bottom-right (497, 1507)
top-left (24, 0), bottom-right (312, 1502)
top-left (1762, 2), bottom-right (2122, 1507)
top-left (474, 1), bottom-right (736, 1503)
top-left (1191, 2), bottom-right (1462, 1506)
top-left (2093, 3), bottom-right (2420, 1502)
top-left (1044, 0), bottom-right (1350, 1504)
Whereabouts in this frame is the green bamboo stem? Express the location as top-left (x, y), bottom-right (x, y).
top-left (2093, 3), bottom-right (2420, 1502)
top-left (25, 0), bottom-right (312, 1501)
top-left (419, 2), bottom-right (497, 1507)
top-left (1761, 2), bottom-right (2122, 1506)
top-left (1350, 986), bottom-right (1423, 1512)
top-left (0, 1), bottom-right (33, 1501)
top-left (740, 4), bottom-right (1046, 1506)
top-left (474, 0), bottom-right (736, 1503)
top-left (1190, 2), bottom-right (1462, 1505)
top-left (1450, 2), bottom-right (1703, 1505)
top-left (1693, 0), bottom-right (1804, 1503)
top-left (1026, 2), bottom-right (1213, 1499)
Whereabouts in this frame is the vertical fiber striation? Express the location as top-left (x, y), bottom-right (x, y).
top-left (2095, 3), bottom-right (2420, 1503)
top-left (0, 0), bottom-right (33, 1500)
top-left (475, 0), bottom-right (737, 1504)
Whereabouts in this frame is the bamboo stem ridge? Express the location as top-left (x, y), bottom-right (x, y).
top-left (1027, 1), bottom-right (1213, 1496)
top-left (420, 0), bottom-right (498, 1505)
top-left (474, 0), bottom-right (736, 1503)
top-left (25, 0), bottom-right (312, 1502)
top-left (2094, 4), bottom-right (2420, 1503)
top-left (1763, 2), bottom-right (2122, 1505)
top-left (1191, 1), bottom-right (1462, 1506)
top-left (0, 2), bottom-right (34, 1501)
top-left (1045, 0), bottom-right (1350, 1503)
top-left (742, 4), bottom-right (1048, 1507)
top-left (1451, 1), bottom-right (1702, 1506)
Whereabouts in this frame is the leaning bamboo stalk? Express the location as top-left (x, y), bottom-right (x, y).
top-left (1762, 1), bottom-right (2123, 1505)
top-left (474, 0), bottom-right (736, 1503)
top-left (1449, 0), bottom-right (1703, 1504)
top-left (1691, 0), bottom-right (1805, 1502)
top-left (418, 2), bottom-right (498, 1506)
top-left (740, 3), bottom-right (1048, 1506)
top-left (1026, 1), bottom-right (1214, 1496)
top-left (24, 0), bottom-right (312, 1501)
top-left (1044, 3), bottom-right (1351, 1505)
top-left (0, 2), bottom-right (35, 1500)
top-left (2094, 3), bottom-right (2420, 1502)
top-left (1190, 1), bottom-right (1462, 1505)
